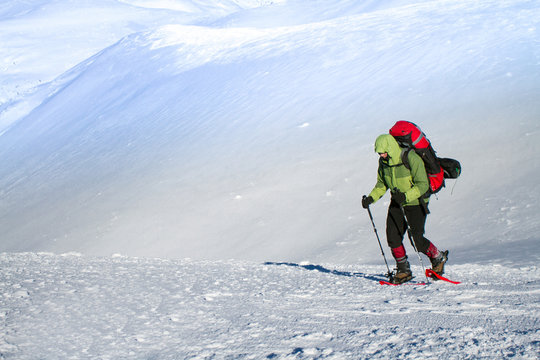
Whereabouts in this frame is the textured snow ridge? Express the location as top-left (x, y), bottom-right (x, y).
top-left (1, 253), bottom-right (538, 359)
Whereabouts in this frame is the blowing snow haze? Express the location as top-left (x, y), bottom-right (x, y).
top-left (0, 0), bottom-right (539, 264)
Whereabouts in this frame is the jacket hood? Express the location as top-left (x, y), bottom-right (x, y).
top-left (374, 134), bottom-right (402, 166)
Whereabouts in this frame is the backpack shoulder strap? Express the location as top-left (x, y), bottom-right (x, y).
top-left (400, 149), bottom-right (411, 170)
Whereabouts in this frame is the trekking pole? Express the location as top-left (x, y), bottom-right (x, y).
top-left (398, 203), bottom-right (430, 283)
top-left (363, 196), bottom-right (393, 280)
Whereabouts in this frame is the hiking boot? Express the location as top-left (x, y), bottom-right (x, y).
top-left (430, 250), bottom-right (449, 275)
top-left (392, 261), bottom-right (412, 284)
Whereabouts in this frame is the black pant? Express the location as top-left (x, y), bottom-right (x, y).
top-left (386, 201), bottom-right (430, 254)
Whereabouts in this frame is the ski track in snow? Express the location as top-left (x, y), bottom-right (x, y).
top-left (1, 253), bottom-right (538, 359)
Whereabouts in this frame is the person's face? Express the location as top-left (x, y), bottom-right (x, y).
top-left (379, 152), bottom-right (388, 159)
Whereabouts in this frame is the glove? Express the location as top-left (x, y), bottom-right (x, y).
top-left (391, 189), bottom-right (406, 205)
top-left (362, 195), bottom-right (374, 209)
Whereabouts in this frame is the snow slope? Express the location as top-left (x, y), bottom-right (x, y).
top-left (0, 1), bottom-right (539, 358)
top-left (1, 252), bottom-right (538, 359)
top-left (0, 0), bottom-right (538, 264)
top-left (0, 0), bottom-right (270, 131)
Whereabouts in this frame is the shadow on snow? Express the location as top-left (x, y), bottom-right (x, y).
top-left (263, 262), bottom-right (384, 283)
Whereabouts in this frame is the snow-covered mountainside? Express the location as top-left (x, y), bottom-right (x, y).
top-left (0, 0), bottom-right (538, 264)
top-left (0, 1), bottom-right (539, 358)
top-left (1, 252), bottom-right (538, 359)
top-left (0, 0), bottom-right (274, 131)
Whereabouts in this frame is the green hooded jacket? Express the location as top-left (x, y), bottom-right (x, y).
top-left (368, 134), bottom-right (430, 206)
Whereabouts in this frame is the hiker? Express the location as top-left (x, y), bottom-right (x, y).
top-left (361, 133), bottom-right (448, 284)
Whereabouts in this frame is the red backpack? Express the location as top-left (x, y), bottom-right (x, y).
top-left (389, 121), bottom-right (461, 195)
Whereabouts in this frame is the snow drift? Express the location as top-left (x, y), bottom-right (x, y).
top-left (0, 0), bottom-right (539, 265)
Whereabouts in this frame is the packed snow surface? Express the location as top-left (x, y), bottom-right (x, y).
top-left (0, 0), bottom-right (539, 358)
top-left (1, 253), bottom-right (539, 359)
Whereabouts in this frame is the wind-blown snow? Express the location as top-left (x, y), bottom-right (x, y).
top-left (1, 253), bottom-right (539, 359)
top-left (0, 0), bottom-right (539, 358)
